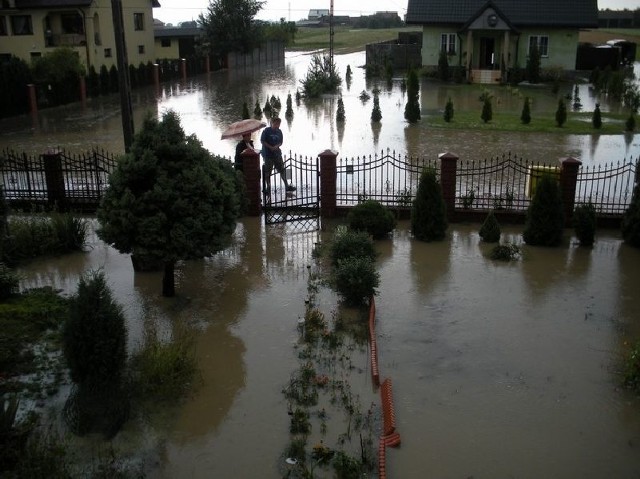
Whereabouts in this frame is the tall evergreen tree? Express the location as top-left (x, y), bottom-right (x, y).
top-left (523, 174), bottom-right (564, 246)
top-left (555, 98), bottom-right (567, 127)
top-left (411, 168), bottom-right (447, 241)
top-left (404, 68), bottom-right (421, 123)
top-left (521, 97), bottom-right (531, 124)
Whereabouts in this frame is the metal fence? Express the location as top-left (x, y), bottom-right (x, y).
top-left (1, 148), bottom-right (118, 210)
top-left (575, 159), bottom-right (638, 215)
top-left (1, 147), bottom-right (637, 220)
top-left (336, 150), bottom-right (437, 208)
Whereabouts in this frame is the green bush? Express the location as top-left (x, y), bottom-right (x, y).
top-left (63, 271), bottom-right (127, 386)
top-left (347, 200), bottom-right (396, 239)
top-left (2, 213), bottom-right (87, 265)
top-left (404, 69), bottom-right (420, 123)
top-left (521, 97), bottom-right (531, 124)
top-left (626, 113), bottom-right (636, 132)
top-left (490, 243), bottom-right (521, 261)
top-left (555, 98), bottom-right (567, 127)
top-left (592, 103), bottom-right (602, 129)
top-left (444, 97), bottom-right (454, 123)
top-left (130, 325), bottom-right (198, 400)
top-left (481, 96), bottom-right (492, 123)
top-left (523, 174), bottom-right (564, 246)
top-left (411, 168), bottom-right (447, 242)
top-left (573, 202), bottom-right (596, 246)
top-left (329, 227), bottom-right (376, 266)
top-left (623, 341), bottom-right (640, 392)
top-left (622, 177), bottom-right (640, 247)
top-left (479, 211), bottom-right (501, 243)
top-left (0, 263), bottom-right (19, 300)
top-left (333, 256), bottom-right (379, 305)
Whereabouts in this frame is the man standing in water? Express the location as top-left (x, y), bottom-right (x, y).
top-left (260, 117), bottom-right (296, 194)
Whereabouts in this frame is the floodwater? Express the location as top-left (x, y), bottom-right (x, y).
top-left (16, 218), bottom-right (640, 477)
top-left (1, 51), bottom-right (639, 165)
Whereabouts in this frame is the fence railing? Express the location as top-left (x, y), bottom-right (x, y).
top-left (2, 147), bottom-right (638, 224)
top-left (336, 151), bottom-right (437, 208)
top-left (1, 148), bottom-right (117, 211)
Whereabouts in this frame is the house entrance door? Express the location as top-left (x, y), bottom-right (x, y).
top-left (479, 37), bottom-right (495, 69)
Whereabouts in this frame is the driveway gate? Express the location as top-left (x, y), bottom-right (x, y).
top-left (263, 154), bottom-right (320, 231)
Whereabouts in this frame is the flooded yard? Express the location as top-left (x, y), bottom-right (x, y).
top-left (16, 218), bottom-right (640, 477)
top-left (1, 52), bottom-right (639, 166)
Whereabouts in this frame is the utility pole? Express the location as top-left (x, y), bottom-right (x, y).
top-left (329, 0), bottom-right (334, 73)
top-left (111, 0), bottom-right (135, 153)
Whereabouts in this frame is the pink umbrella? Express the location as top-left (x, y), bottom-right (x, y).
top-left (220, 119), bottom-right (266, 139)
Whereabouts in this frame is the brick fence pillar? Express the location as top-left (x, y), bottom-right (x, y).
top-left (559, 156), bottom-right (582, 226)
top-left (439, 151), bottom-right (459, 221)
top-left (241, 148), bottom-right (261, 216)
top-left (42, 149), bottom-right (67, 210)
top-left (319, 149), bottom-right (338, 218)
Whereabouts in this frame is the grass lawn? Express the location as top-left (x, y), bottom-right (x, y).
top-left (290, 26), bottom-right (420, 54)
top-left (425, 110), bottom-right (630, 134)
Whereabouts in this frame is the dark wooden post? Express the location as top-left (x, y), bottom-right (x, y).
top-left (42, 149), bottom-right (66, 210)
top-left (27, 83), bottom-right (37, 115)
top-left (559, 156), bottom-right (582, 226)
top-left (439, 151), bottom-right (459, 221)
top-left (79, 75), bottom-right (87, 107)
top-left (319, 149), bottom-right (338, 218)
top-left (241, 148), bottom-right (261, 216)
top-left (153, 63), bottom-right (160, 96)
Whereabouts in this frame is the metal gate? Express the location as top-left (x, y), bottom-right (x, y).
top-left (263, 154), bottom-right (320, 231)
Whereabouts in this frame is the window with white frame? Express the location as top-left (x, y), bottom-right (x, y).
top-left (528, 35), bottom-right (549, 57)
top-left (440, 33), bottom-right (457, 54)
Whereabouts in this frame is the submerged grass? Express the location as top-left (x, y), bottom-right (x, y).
top-left (425, 109), bottom-right (630, 134)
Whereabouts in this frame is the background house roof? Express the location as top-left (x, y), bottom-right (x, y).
top-left (406, 0), bottom-right (599, 28)
top-left (15, 0), bottom-right (160, 7)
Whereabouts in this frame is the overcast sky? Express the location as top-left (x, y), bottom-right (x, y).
top-left (153, 0), bottom-right (640, 25)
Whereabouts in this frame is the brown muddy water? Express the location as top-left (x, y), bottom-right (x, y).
top-left (1, 52), bottom-right (639, 166)
top-left (16, 218), bottom-right (640, 478)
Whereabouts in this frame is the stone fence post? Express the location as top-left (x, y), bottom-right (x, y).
top-left (319, 149), bottom-right (338, 218)
top-left (439, 152), bottom-right (459, 221)
top-left (240, 148), bottom-right (261, 216)
top-left (559, 156), bottom-right (582, 226)
top-left (42, 149), bottom-right (66, 210)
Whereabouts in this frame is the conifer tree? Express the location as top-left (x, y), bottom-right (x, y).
top-left (411, 168), bottom-right (447, 241)
top-left (555, 98), bottom-right (567, 127)
top-left (521, 97), bottom-right (531, 124)
top-left (443, 97), bottom-right (454, 123)
top-left (592, 103), bottom-right (602, 129)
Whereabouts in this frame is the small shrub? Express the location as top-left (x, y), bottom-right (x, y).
top-left (0, 263), bottom-right (20, 300)
top-left (481, 96), bottom-right (492, 123)
top-left (336, 96), bottom-right (345, 122)
top-left (404, 69), bottom-right (421, 123)
top-left (333, 256), bottom-right (379, 305)
top-left (479, 211), bottom-right (501, 243)
top-left (332, 451), bottom-right (363, 478)
top-left (347, 200), bottom-right (396, 239)
top-left (411, 168), bottom-right (447, 242)
top-left (63, 270), bottom-right (127, 386)
top-left (626, 113), bottom-right (636, 132)
top-left (443, 97), bottom-right (454, 122)
top-left (253, 99), bottom-right (262, 118)
top-left (461, 188), bottom-right (475, 208)
top-left (241, 101), bottom-right (250, 119)
top-left (130, 325), bottom-right (198, 399)
top-left (623, 341), bottom-right (640, 392)
top-left (592, 103), bottom-right (602, 129)
top-left (490, 243), bottom-right (521, 261)
top-left (371, 92), bottom-right (382, 122)
top-left (521, 97), bottom-right (531, 124)
top-left (329, 227), bottom-right (376, 266)
top-left (523, 174), bottom-right (564, 246)
top-left (290, 407), bottom-right (311, 434)
top-left (555, 98), bottom-right (567, 127)
top-left (573, 202), bottom-right (596, 246)
top-left (437, 50), bottom-right (449, 81)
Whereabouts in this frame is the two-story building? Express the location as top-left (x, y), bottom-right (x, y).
top-left (0, 0), bottom-right (159, 70)
top-left (406, 0), bottom-right (599, 83)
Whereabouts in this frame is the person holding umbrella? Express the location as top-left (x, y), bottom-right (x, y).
top-left (260, 117), bottom-right (296, 194)
top-left (234, 133), bottom-right (254, 172)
